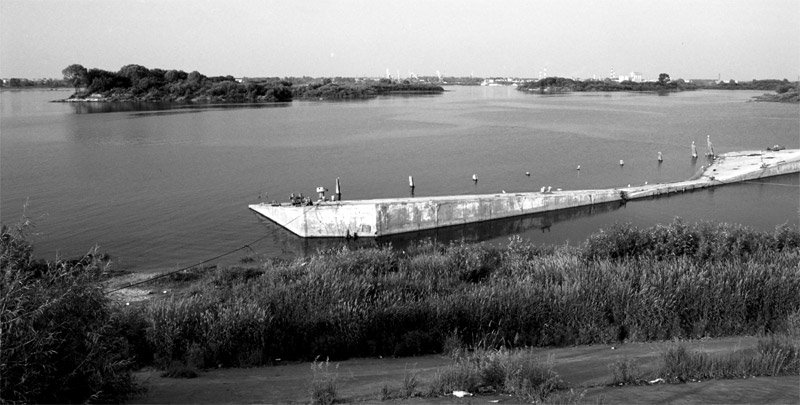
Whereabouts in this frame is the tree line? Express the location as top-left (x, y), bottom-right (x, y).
top-left (516, 74), bottom-right (695, 93)
top-left (517, 74), bottom-right (799, 95)
top-left (291, 77), bottom-right (445, 100)
top-left (1, 77), bottom-right (69, 88)
top-left (712, 78), bottom-right (796, 91)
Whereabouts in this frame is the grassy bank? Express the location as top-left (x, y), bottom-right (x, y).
top-left (2, 219), bottom-right (799, 402)
top-left (138, 219), bottom-right (800, 369)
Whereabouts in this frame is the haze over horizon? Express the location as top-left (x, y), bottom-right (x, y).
top-left (1, 0), bottom-right (798, 81)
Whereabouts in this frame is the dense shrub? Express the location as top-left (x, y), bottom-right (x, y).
top-left (1, 224), bottom-right (140, 403)
top-left (582, 219), bottom-right (798, 262)
top-left (136, 221), bottom-right (800, 369)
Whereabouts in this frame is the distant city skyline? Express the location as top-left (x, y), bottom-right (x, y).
top-left (1, 0), bottom-right (798, 81)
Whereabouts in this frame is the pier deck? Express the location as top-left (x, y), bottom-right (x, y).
top-left (249, 149), bottom-right (800, 238)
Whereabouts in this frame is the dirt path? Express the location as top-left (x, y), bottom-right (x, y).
top-left (582, 376), bottom-right (798, 404)
top-left (131, 336), bottom-right (799, 404)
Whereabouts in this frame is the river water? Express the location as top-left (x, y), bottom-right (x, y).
top-left (1, 87), bottom-right (797, 271)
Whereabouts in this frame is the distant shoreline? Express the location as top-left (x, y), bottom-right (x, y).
top-left (751, 90), bottom-right (799, 103)
top-left (1, 87), bottom-right (70, 92)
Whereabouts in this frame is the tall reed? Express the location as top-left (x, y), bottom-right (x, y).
top-left (1, 223), bottom-right (141, 403)
top-left (132, 220), bottom-right (800, 368)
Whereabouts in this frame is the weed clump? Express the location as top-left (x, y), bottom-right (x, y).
top-left (427, 349), bottom-right (564, 401)
top-left (380, 369), bottom-right (419, 400)
top-left (659, 334), bottom-right (800, 382)
top-left (608, 358), bottom-right (644, 386)
top-left (1, 223), bottom-right (141, 403)
top-left (310, 357), bottom-right (339, 405)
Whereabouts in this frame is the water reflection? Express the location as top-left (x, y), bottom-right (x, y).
top-left (66, 101), bottom-right (290, 115)
top-left (129, 110), bottom-right (204, 117)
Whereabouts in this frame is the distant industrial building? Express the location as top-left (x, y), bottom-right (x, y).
top-left (617, 71), bottom-right (644, 82)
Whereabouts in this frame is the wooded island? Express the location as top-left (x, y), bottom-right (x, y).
top-left (58, 64), bottom-right (444, 103)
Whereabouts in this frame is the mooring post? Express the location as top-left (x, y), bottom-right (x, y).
top-left (409, 175), bottom-right (415, 197)
top-left (335, 177), bottom-right (341, 201)
top-left (706, 135), bottom-right (715, 157)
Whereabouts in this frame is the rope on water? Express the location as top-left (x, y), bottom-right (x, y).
top-left (104, 204), bottom-right (312, 295)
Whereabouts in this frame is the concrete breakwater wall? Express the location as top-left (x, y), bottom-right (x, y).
top-left (376, 189), bottom-right (623, 236)
top-left (623, 150), bottom-right (800, 200)
top-left (249, 149), bottom-right (800, 238)
top-left (249, 189), bottom-right (623, 238)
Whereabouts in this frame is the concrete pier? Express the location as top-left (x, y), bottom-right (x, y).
top-left (249, 149), bottom-right (800, 238)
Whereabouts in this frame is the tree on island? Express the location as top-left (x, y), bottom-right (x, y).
top-left (658, 73), bottom-right (671, 85)
top-left (61, 64), bottom-right (88, 90)
top-left (58, 64), bottom-right (443, 102)
top-left (61, 64), bottom-right (293, 103)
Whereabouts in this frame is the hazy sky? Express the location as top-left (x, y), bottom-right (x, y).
top-left (1, 0), bottom-right (798, 80)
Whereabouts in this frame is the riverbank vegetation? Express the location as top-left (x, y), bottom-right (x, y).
top-left (752, 82), bottom-right (799, 103)
top-left (2, 219), bottom-right (798, 402)
top-left (139, 220), bottom-right (800, 368)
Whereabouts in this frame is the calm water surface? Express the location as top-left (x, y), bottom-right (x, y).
top-left (1, 87), bottom-right (798, 271)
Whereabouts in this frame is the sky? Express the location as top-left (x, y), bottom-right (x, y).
top-left (1, 0), bottom-right (798, 81)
